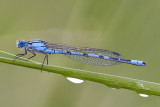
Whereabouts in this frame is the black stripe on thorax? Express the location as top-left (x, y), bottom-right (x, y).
top-left (28, 41), bottom-right (43, 44)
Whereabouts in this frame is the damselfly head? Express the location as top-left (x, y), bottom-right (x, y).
top-left (17, 40), bottom-right (26, 48)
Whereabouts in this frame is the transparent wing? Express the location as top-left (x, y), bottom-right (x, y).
top-left (45, 42), bottom-right (123, 66)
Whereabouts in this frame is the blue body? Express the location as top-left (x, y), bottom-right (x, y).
top-left (16, 40), bottom-right (146, 69)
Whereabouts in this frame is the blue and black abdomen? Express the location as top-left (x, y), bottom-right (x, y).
top-left (53, 47), bottom-right (124, 66)
top-left (62, 50), bottom-right (146, 66)
top-left (25, 40), bottom-right (146, 66)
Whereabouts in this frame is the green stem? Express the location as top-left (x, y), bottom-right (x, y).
top-left (0, 50), bottom-right (160, 96)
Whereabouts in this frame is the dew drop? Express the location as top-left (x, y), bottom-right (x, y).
top-left (66, 77), bottom-right (84, 84)
top-left (139, 94), bottom-right (149, 97)
top-left (136, 82), bottom-right (144, 89)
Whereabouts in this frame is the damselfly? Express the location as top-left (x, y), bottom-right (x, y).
top-left (15, 40), bottom-right (146, 71)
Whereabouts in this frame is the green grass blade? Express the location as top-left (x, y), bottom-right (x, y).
top-left (0, 50), bottom-right (160, 96)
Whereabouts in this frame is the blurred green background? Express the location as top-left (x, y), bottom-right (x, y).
top-left (0, 0), bottom-right (160, 107)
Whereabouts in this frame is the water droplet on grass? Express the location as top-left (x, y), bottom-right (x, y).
top-left (139, 94), bottom-right (149, 97)
top-left (66, 77), bottom-right (84, 84)
top-left (136, 82), bottom-right (144, 89)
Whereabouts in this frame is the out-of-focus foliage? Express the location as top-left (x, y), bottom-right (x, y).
top-left (0, 0), bottom-right (160, 107)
